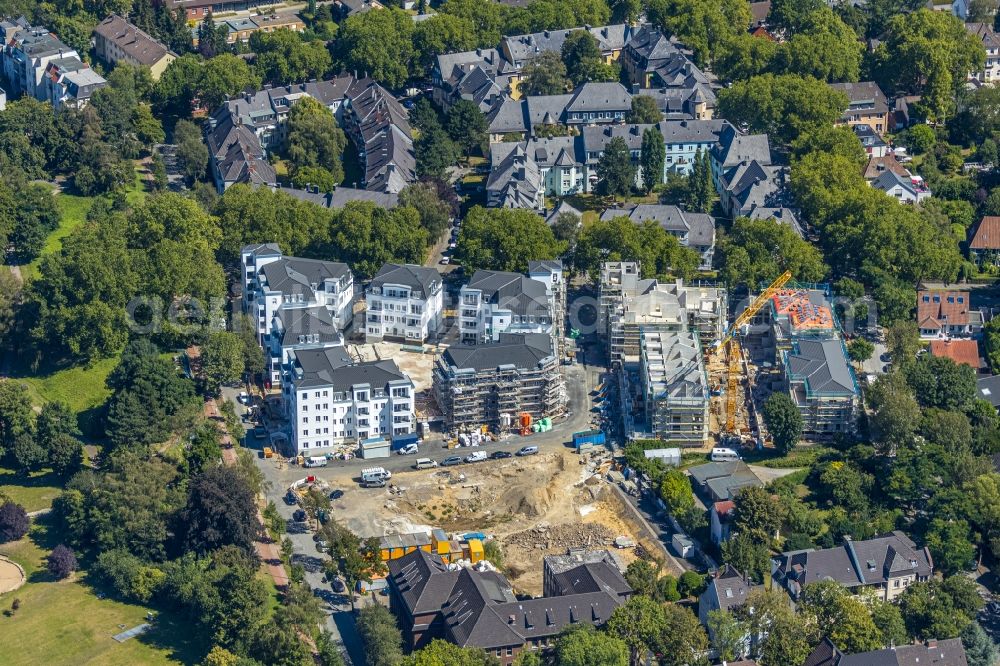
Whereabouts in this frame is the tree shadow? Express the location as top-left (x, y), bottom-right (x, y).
top-left (134, 607), bottom-right (210, 665)
top-left (0, 468), bottom-right (61, 493)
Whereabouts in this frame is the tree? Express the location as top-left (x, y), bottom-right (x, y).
top-left (640, 127), bottom-right (665, 193)
top-left (334, 9), bottom-right (415, 89)
top-left (900, 577), bottom-right (983, 640)
top-left (402, 640), bottom-right (498, 665)
top-left (718, 217), bottom-right (827, 289)
top-left (326, 202), bottom-right (429, 278)
top-left (646, 0), bottom-right (751, 66)
top-left (596, 136), bottom-right (636, 197)
top-left (356, 604), bottom-right (404, 666)
top-left (801, 581), bottom-right (883, 653)
top-left (847, 338), bottom-right (875, 364)
top-left (708, 610), bottom-right (749, 662)
top-left (659, 468), bottom-right (694, 514)
top-left (717, 74), bottom-right (849, 147)
top-left (286, 96), bottom-right (346, 185)
top-left (721, 533), bottom-right (771, 583)
top-left (173, 119), bottom-right (208, 183)
top-left (180, 466), bottom-right (262, 557)
top-left (869, 373), bottom-right (921, 455)
top-left (399, 181), bottom-right (452, 239)
top-left (627, 95), bottom-right (663, 126)
top-left (416, 126), bottom-right (461, 179)
top-left (197, 13), bottom-right (229, 58)
top-left (436, 0), bottom-right (502, 46)
top-left (606, 596), bottom-right (668, 663)
top-left (926, 518), bottom-right (976, 575)
top-left (762, 392), bottom-right (803, 454)
top-left (904, 125), bottom-right (936, 155)
top-left (519, 51), bottom-right (571, 96)
top-left (562, 30), bottom-right (616, 85)
top-left (0, 381), bottom-right (35, 461)
top-left (413, 14), bottom-right (478, 70)
top-left (47, 544), bottom-right (77, 579)
top-left (457, 207), bottom-right (564, 273)
top-left (251, 30), bottom-right (332, 85)
top-left (687, 148), bottom-right (714, 213)
top-left (445, 99), bottom-right (487, 160)
top-left (0, 502), bottom-right (28, 543)
top-left (659, 604), bottom-right (709, 666)
top-left (962, 621), bottom-right (999, 666)
top-left (201, 331), bottom-right (246, 392)
top-left (771, 7), bottom-right (863, 82)
top-left (37, 401), bottom-right (82, 477)
top-left (574, 215), bottom-right (699, 280)
top-left (608, 0), bottom-right (641, 23)
top-left (733, 485), bottom-right (782, 544)
top-left (904, 354), bottom-right (976, 411)
top-left (203, 646), bottom-right (239, 666)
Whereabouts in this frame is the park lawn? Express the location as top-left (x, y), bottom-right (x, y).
top-left (19, 356), bottom-right (118, 416)
top-left (0, 523), bottom-right (200, 666)
top-left (743, 445), bottom-right (836, 469)
top-left (0, 466), bottom-right (62, 513)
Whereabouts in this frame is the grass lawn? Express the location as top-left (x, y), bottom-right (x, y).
top-left (743, 445), bottom-right (836, 469)
top-left (0, 518), bottom-right (202, 666)
top-left (0, 466), bottom-right (62, 513)
top-left (18, 356), bottom-right (118, 417)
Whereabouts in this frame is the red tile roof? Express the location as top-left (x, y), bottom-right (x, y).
top-left (713, 500), bottom-right (736, 516)
top-left (917, 290), bottom-right (973, 330)
top-left (929, 339), bottom-right (982, 369)
top-left (971, 216), bottom-right (1000, 250)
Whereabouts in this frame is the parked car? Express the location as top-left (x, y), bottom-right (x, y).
top-left (439, 257), bottom-right (451, 265)
top-left (490, 450), bottom-right (512, 459)
top-left (516, 446), bottom-right (539, 456)
top-left (414, 458), bottom-right (438, 469)
top-left (237, 391), bottom-right (249, 404)
top-left (330, 577), bottom-right (346, 593)
top-left (441, 455), bottom-right (464, 466)
top-left (464, 450), bottom-right (487, 463)
top-left (397, 442), bottom-right (419, 455)
top-left (361, 478), bottom-right (386, 488)
top-left (293, 509), bottom-right (307, 522)
top-left (329, 489), bottom-right (344, 500)
top-left (284, 490), bottom-right (299, 505)
top-left (315, 538), bottom-right (328, 553)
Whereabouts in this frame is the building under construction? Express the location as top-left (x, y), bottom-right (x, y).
top-left (631, 330), bottom-right (710, 445)
top-left (432, 333), bottom-right (566, 430)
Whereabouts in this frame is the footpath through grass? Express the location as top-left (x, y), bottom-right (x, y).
top-left (0, 517), bottom-right (200, 666)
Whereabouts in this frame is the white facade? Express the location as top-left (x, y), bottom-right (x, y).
top-left (1, 26), bottom-right (79, 100)
top-left (365, 264), bottom-right (443, 342)
top-left (457, 270), bottom-right (555, 345)
top-left (284, 348), bottom-right (415, 455)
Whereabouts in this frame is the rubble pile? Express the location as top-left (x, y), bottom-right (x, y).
top-left (503, 522), bottom-right (617, 551)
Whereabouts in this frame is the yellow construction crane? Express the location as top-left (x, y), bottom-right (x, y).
top-left (714, 271), bottom-right (793, 439)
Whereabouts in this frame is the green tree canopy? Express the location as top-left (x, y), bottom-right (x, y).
top-left (596, 136), bottom-right (636, 197)
top-left (286, 95), bottom-right (347, 185)
top-left (456, 206), bottom-right (564, 273)
top-left (334, 9), bottom-right (415, 89)
top-left (762, 392), bottom-right (803, 454)
top-left (519, 50), bottom-right (571, 96)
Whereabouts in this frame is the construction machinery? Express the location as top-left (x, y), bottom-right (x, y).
top-left (713, 271), bottom-right (793, 441)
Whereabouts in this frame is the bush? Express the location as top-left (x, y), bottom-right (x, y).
top-left (678, 570), bottom-right (706, 598)
top-left (93, 549), bottom-right (166, 603)
top-left (0, 502), bottom-right (29, 543)
top-left (47, 544), bottom-right (77, 579)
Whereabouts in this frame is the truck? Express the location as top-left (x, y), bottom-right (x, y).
top-left (572, 430), bottom-right (606, 453)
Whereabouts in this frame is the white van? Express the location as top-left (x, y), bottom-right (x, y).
top-left (710, 447), bottom-right (741, 462)
top-left (464, 450), bottom-right (488, 463)
top-left (414, 458), bottom-right (438, 470)
top-left (361, 466), bottom-right (392, 482)
top-left (304, 456), bottom-right (328, 468)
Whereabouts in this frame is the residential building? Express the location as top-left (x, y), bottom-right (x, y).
top-left (527, 260), bottom-right (567, 354)
top-left (248, 12), bottom-right (305, 36)
top-left (804, 636), bottom-right (967, 666)
top-left (599, 204), bottom-right (716, 269)
top-left (387, 549), bottom-right (629, 662)
top-left (433, 333), bottom-right (566, 429)
top-left (636, 330), bottom-right (710, 446)
top-left (929, 0), bottom-right (969, 21)
top-left (746, 206), bottom-right (804, 238)
top-left (978, 375), bottom-right (1000, 408)
top-left (332, 0), bottom-right (385, 20)
top-left (486, 144), bottom-right (545, 209)
top-left (489, 136), bottom-right (583, 201)
top-left (711, 125), bottom-right (772, 189)
top-left (564, 82), bottom-right (632, 125)
top-left (433, 48), bottom-right (513, 110)
top-left (283, 346), bottom-right (415, 454)
top-left (698, 565), bottom-right (761, 655)
top-left (853, 124), bottom-right (888, 158)
top-left (458, 270), bottom-right (553, 344)
top-left (620, 25), bottom-right (685, 88)
top-left (784, 339), bottom-right (859, 437)
top-left (206, 75), bottom-right (414, 194)
top-left (870, 169), bottom-right (931, 204)
top-left (829, 82), bottom-right (890, 134)
top-left (772, 531), bottom-right (934, 601)
top-left (622, 27), bottom-right (717, 118)
top-left (710, 500), bottom-right (736, 545)
top-left (542, 549), bottom-right (630, 600)
top-left (365, 263), bottom-right (443, 342)
top-left (1, 24), bottom-right (79, 100)
top-left (968, 22), bottom-right (1000, 84)
top-left (929, 338), bottom-right (984, 371)
top-left (165, 0), bottom-right (277, 21)
top-left (241, 243), bottom-right (354, 340)
top-left (501, 24), bottom-right (630, 95)
top-left (93, 15), bottom-right (175, 80)
top-left (917, 289), bottom-right (984, 338)
top-left (767, 288), bottom-right (838, 353)
top-left (659, 119), bottom-right (731, 175)
top-left (863, 153), bottom-right (911, 183)
top-left (710, 125), bottom-right (784, 217)
top-left (277, 183), bottom-right (399, 209)
top-left (41, 57), bottom-right (107, 109)
top-left (688, 460), bottom-right (764, 503)
top-left (0, 86), bottom-right (5, 110)
top-left (268, 306), bottom-right (344, 386)
top-left (970, 215), bottom-right (1000, 267)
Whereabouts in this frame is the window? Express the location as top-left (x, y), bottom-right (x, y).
top-left (506, 648), bottom-right (513, 656)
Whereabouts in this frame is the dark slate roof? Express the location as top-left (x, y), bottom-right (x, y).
top-left (502, 24), bottom-right (630, 64)
top-left (259, 256), bottom-right (351, 300)
top-left (442, 333), bottom-right (554, 372)
top-left (544, 201), bottom-right (581, 226)
top-left (548, 561), bottom-right (631, 597)
top-left (582, 124), bottom-right (652, 161)
top-left (747, 206), bottom-right (803, 238)
top-left (688, 461), bottom-right (763, 500)
top-left (657, 118), bottom-right (730, 145)
top-left (290, 347), bottom-right (409, 390)
top-left (525, 94), bottom-right (573, 127)
top-left (626, 24), bottom-right (682, 63)
top-left (829, 81), bottom-right (889, 116)
top-left (486, 145), bottom-right (543, 209)
top-left (566, 82), bottom-right (632, 113)
top-left (487, 97), bottom-right (530, 135)
top-left (702, 564), bottom-right (756, 612)
top-left (275, 306), bottom-right (342, 347)
top-left (804, 636), bottom-right (968, 666)
top-left (388, 549), bottom-right (461, 614)
top-left (278, 184), bottom-right (399, 209)
top-left (599, 204), bottom-right (715, 248)
top-left (528, 259), bottom-right (564, 273)
top-left (464, 270), bottom-right (549, 316)
top-left (786, 339), bottom-right (858, 397)
top-left (370, 263), bottom-right (441, 297)
top-left (242, 242), bottom-right (282, 257)
top-left (977, 375), bottom-right (1000, 407)
top-left (712, 125), bottom-right (772, 168)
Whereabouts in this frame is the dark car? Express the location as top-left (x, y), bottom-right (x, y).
top-left (292, 509), bottom-right (308, 522)
top-left (284, 490), bottom-right (298, 505)
top-left (330, 577), bottom-right (346, 593)
top-left (491, 450), bottom-right (512, 459)
top-left (329, 489), bottom-right (344, 500)
top-left (441, 455), bottom-right (464, 466)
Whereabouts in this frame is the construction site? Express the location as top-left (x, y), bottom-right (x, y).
top-left (318, 448), bottom-right (678, 595)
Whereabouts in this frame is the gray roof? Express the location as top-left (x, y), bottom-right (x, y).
top-left (701, 564), bottom-right (757, 613)
top-left (388, 549), bottom-right (461, 614)
top-left (486, 145), bottom-right (543, 209)
top-left (442, 333), bottom-right (554, 372)
top-left (290, 347), bottom-right (409, 391)
top-left (747, 207), bottom-right (803, 238)
top-left (625, 25), bottom-right (683, 65)
top-left (805, 636), bottom-right (968, 666)
top-left (93, 14), bottom-right (173, 66)
top-left (566, 82), bottom-right (632, 113)
top-left (545, 201), bottom-right (581, 226)
top-left (525, 94), bottom-right (573, 127)
top-left (774, 531), bottom-right (933, 593)
top-left (275, 306), bottom-right (342, 347)
top-left (657, 118), bottom-right (730, 145)
top-left (872, 170), bottom-right (919, 197)
top-left (722, 161), bottom-right (783, 214)
top-left (491, 136), bottom-right (580, 170)
top-left (546, 561), bottom-right (631, 598)
top-left (688, 461), bottom-right (763, 502)
top-left (206, 112), bottom-right (277, 187)
top-left (528, 259), bottom-right (564, 274)
top-left (242, 242), bottom-right (282, 257)
top-left (786, 339), bottom-right (858, 397)
top-left (8, 26), bottom-right (75, 59)
top-left (599, 204), bottom-right (715, 249)
top-left (464, 270), bottom-right (550, 317)
top-left (829, 81), bottom-right (889, 117)
top-left (582, 124), bottom-right (652, 161)
top-left (977, 375), bottom-right (1000, 407)
top-left (968, 22), bottom-right (1000, 51)
top-left (259, 256), bottom-right (351, 299)
top-left (278, 184), bottom-right (399, 209)
top-left (712, 125), bottom-right (772, 168)
top-left (487, 97), bottom-right (529, 135)
top-left (502, 24), bottom-right (630, 65)
top-left (370, 263), bottom-right (441, 297)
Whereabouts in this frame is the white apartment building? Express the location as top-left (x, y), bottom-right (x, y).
top-left (458, 270), bottom-right (554, 345)
top-left (267, 306), bottom-right (343, 387)
top-left (241, 243), bottom-right (355, 346)
top-left (365, 263), bottom-right (443, 342)
top-left (528, 260), bottom-right (567, 352)
top-left (968, 22), bottom-right (1000, 84)
top-left (1, 23), bottom-right (79, 100)
top-left (284, 346), bottom-right (415, 455)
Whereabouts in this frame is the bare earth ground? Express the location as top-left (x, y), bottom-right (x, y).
top-left (323, 449), bottom-right (648, 596)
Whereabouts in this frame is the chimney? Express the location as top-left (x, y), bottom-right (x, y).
top-left (508, 614), bottom-right (515, 625)
top-left (926, 639), bottom-right (938, 648)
